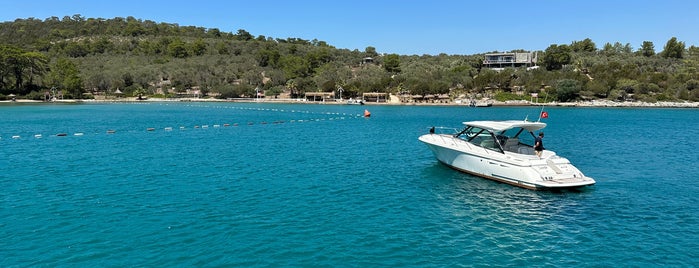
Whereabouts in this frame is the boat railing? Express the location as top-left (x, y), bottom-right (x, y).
top-left (429, 127), bottom-right (459, 135)
top-left (428, 127), bottom-right (479, 150)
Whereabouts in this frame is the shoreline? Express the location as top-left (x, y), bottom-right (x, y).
top-left (2, 98), bottom-right (699, 108)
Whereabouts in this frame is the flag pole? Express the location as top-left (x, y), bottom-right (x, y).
top-left (537, 92), bottom-right (549, 122)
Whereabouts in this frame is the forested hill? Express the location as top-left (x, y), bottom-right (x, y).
top-left (1, 15), bottom-right (698, 102)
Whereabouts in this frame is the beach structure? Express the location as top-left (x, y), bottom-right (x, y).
top-left (362, 92), bottom-right (387, 103)
top-left (305, 92), bottom-right (334, 102)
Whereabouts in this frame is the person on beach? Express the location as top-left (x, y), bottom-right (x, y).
top-left (534, 132), bottom-right (544, 158)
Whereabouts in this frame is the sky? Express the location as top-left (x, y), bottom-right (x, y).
top-left (1, 0), bottom-right (697, 55)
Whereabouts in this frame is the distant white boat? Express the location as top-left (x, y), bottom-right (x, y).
top-left (419, 120), bottom-right (595, 190)
top-left (469, 99), bottom-right (493, 107)
top-left (346, 98), bottom-right (364, 105)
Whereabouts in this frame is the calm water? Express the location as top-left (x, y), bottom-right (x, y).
top-left (1, 102), bottom-right (697, 267)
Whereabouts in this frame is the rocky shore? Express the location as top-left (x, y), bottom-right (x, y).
top-left (494, 99), bottom-right (699, 108)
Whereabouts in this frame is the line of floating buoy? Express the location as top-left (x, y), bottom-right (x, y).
top-left (1, 110), bottom-right (365, 141)
top-left (162, 103), bottom-right (367, 118)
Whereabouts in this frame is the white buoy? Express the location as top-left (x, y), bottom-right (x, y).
top-left (74, 133), bottom-right (84, 136)
top-left (34, 134), bottom-right (42, 138)
top-left (12, 135), bottom-right (20, 139)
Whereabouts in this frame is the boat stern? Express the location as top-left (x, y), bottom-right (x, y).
top-left (531, 158), bottom-right (596, 189)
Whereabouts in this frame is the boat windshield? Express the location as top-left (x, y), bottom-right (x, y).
top-left (456, 126), bottom-right (500, 150)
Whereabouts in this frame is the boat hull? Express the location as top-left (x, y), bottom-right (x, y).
top-left (419, 134), bottom-right (595, 190)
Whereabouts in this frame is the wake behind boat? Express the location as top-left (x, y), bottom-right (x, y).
top-left (419, 120), bottom-right (595, 190)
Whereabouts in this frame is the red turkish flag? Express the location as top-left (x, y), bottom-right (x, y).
top-left (541, 111), bottom-right (549, 119)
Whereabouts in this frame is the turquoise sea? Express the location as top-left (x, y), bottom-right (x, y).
top-left (1, 102), bottom-right (697, 267)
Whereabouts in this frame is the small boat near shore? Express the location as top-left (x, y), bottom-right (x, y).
top-left (346, 98), bottom-right (364, 105)
top-left (419, 120), bottom-right (595, 190)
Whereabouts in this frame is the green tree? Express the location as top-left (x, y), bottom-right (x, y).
top-left (64, 42), bottom-right (89, 57)
top-left (47, 58), bottom-right (83, 98)
top-left (570, 38), bottom-right (596, 52)
top-left (0, 45), bottom-right (48, 93)
top-left (585, 79), bottom-right (611, 98)
top-left (279, 55), bottom-right (309, 79)
top-left (661, 37), bottom-right (684, 59)
top-left (286, 79), bottom-right (299, 98)
top-left (616, 78), bottom-right (639, 94)
top-left (639, 41), bottom-right (655, 57)
top-left (602, 42), bottom-right (615, 56)
top-left (383, 54), bottom-right (401, 73)
top-left (19, 51), bottom-right (49, 92)
top-left (215, 41), bottom-right (229, 55)
top-left (0, 45), bottom-right (25, 91)
top-left (306, 47), bottom-right (333, 71)
top-left (191, 38), bottom-right (207, 56)
top-left (168, 39), bottom-right (189, 58)
top-left (542, 44), bottom-right (572, 70)
top-left (364, 46), bottom-right (378, 58)
top-left (312, 62), bottom-right (352, 92)
top-left (554, 79), bottom-right (582, 102)
top-left (125, 19), bottom-right (145, 36)
top-left (257, 48), bottom-right (280, 67)
top-left (236, 29), bottom-right (253, 41)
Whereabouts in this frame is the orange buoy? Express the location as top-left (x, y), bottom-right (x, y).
top-left (364, 109), bottom-right (371, 117)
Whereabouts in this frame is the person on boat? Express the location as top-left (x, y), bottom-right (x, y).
top-left (534, 132), bottom-right (545, 158)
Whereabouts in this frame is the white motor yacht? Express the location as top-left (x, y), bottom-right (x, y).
top-left (419, 120), bottom-right (595, 190)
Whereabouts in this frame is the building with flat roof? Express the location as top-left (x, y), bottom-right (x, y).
top-left (305, 92), bottom-right (334, 102)
top-left (483, 52), bottom-right (538, 70)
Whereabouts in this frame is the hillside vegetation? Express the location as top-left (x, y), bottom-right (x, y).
top-left (1, 15), bottom-right (698, 102)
